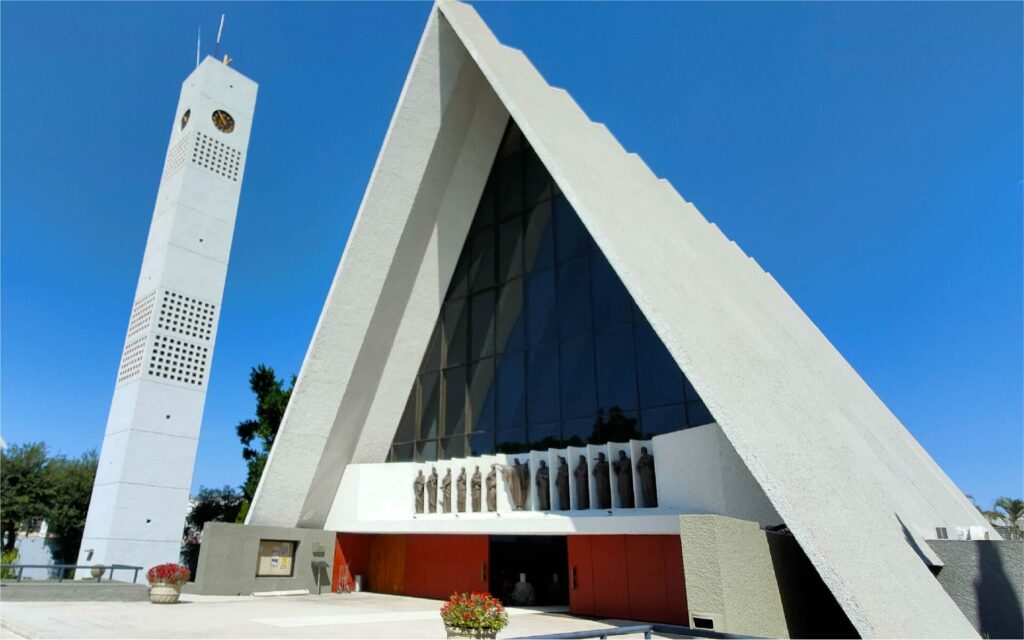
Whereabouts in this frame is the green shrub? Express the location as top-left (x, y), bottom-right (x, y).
top-left (1, 549), bottom-right (19, 579)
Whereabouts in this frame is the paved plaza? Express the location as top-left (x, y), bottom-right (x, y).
top-left (0, 591), bottom-right (665, 639)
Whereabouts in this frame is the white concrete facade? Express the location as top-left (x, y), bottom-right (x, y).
top-left (323, 424), bottom-right (780, 535)
top-left (248, 2), bottom-right (992, 637)
top-left (78, 57), bottom-right (257, 579)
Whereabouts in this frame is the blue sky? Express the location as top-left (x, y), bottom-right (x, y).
top-left (2, 2), bottom-right (1021, 508)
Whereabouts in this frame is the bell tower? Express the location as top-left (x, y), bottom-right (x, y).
top-left (77, 56), bottom-right (257, 578)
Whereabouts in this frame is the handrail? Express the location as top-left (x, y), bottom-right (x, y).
top-left (511, 625), bottom-right (653, 640)
top-left (511, 622), bottom-right (757, 640)
top-left (0, 563), bottom-right (144, 584)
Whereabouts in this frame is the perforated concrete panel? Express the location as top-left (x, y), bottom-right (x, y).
top-left (78, 57), bottom-right (257, 579)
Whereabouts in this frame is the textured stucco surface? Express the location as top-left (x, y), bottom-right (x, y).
top-left (191, 523), bottom-right (336, 596)
top-left (247, 7), bottom-right (508, 530)
top-left (930, 540), bottom-right (1024, 639)
top-left (79, 57), bottom-right (257, 579)
top-left (249, 2), bottom-right (989, 636)
top-left (680, 515), bottom-right (789, 638)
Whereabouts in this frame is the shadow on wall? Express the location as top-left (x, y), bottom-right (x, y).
top-left (765, 531), bottom-right (859, 639)
top-left (976, 542), bottom-right (1023, 639)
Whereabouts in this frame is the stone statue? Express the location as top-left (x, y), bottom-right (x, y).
top-left (574, 454), bottom-right (590, 509)
top-left (637, 447), bottom-right (657, 507)
top-left (456, 467), bottom-right (467, 513)
top-left (555, 456), bottom-right (570, 510)
top-left (486, 464), bottom-right (498, 511)
top-left (471, 466), bottom-right (482, 512)
top-left (413, 469), bottom-right (425, 514)
top-left (427, 466), bottom-right (438, 513)
top-left (612, 450), bottom-right (635, 508)
top-left (442, 468), bottom-right (452, 513)
top-left (592, 452), bottom-right (611, 509)
top-left (503, 458), bottom-right (530, 510)
top-left (536, 460), bottom-right (550, 510)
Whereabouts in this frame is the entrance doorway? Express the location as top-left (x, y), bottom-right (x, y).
top-left (489, 536), bottom-right (568, 606)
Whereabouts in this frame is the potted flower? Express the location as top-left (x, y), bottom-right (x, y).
top-left (145, 563), bottom-right (190, 604)
top-left (440, 592), bottom-right (509, 639)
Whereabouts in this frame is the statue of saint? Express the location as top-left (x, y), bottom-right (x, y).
top-left (503, 458), bottom-right (530, 510)
top-left (592, 452), bottom-right (611, 509)
top-left (555, 456), bottom-right (570, 510)
top-left (637, 447), bottom-right (657, 507)
top-left (536, 460), bottom-right (551, 510)
top-left (427, 466), bottom-right (438, 513)
top-left (471, 466), bottom-right (482, 512)
top-left (574, 454), bottom-right (590, 509)
top-left (612, 450), bottom-right (634, 508)
top-left (442, 468), bottom-right (452, 513)
top-left (456, 467), bottom-right (467, 512)
top-left (413, 469), bottom-right (425, 514)
top-left (486, 465), bottom-right (498, 511)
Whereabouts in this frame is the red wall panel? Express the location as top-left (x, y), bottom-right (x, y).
top-left (569, 534), bottom-right (687, 625)
top-left (591, 535), bottom-right (631, 619)
top-left (625, 536), bottom-right (669, 623)
top-left (661, 535), bottom-right (688, 625)
top-left (568, 536), bottom-right (595, 616)
top-left (403, 534), bottom-right (488, 600)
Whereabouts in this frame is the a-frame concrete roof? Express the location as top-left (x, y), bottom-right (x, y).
top-left (248, 3), bottom-right (993, 636)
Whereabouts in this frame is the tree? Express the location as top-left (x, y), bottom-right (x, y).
top-left (183, 486), bottom-right (244, 544)
top-left (235, 365), bottom-right (294, 517)
top-left (44, 450), bottom-right (98, 565)
top-left (0, 443), bottom-right (52, 551)
top-left (993, 497), bottom-right (1024, 540)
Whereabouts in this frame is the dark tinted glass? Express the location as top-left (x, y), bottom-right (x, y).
top-left (468, 357), bottom-right (496, 433)
top-left (444, 298), bottom-right (468, 366)
top-left (496, 279), bottom-right (525, 352)
top-left (596, 325), bottom-right (638, 412)
top-left (558, 256), bottom-right (591, 338)
top-left (421, 373), bottom-right (440, 440)
top-left (496, 350), bottom-right (525, 430)
top-left (526, 270), bottom-right (557, 345)
top-left (635, 316), bottom-right (684, 408)
top-left (559, 334), bottom-right (596, 419)
top-left (470, 290), bottom-right (496, 360)
top-left (444, 366), bottom-right (467, 436)
top-left (388, 120), bottom-right (713, 462)
top-left (526, 342), bottom-right (559, 424)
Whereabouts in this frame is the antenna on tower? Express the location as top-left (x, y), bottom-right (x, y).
top-left (196, 27), bottom-right (201, 68)
top-left (212, 14), bottom-right (225, 61)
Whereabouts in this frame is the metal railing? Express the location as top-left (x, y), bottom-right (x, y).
top-left (511, 624), bottom-right (655, 639)
top-left (1, 564), bottom-right (143, 584)
top-left (511, 622), bottom-right (756, 640)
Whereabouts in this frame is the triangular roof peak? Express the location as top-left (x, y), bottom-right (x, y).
top-left (249, 3), bottom-right (990, 636)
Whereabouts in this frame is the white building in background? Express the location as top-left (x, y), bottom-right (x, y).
top-left (77, 56), bottom-right (257, 578)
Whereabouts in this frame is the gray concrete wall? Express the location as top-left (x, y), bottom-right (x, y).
top-left (190, 523), bottom-right (335, 596)
top-left (680, 515), bottom-right (790, 638)
top-left (930, 540), bottom-right (1023, 639)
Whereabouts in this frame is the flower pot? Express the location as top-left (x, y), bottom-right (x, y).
top-left (445, 625), bottom-right (498, 640)
top-left (149, 583), bottom-right (181, 604)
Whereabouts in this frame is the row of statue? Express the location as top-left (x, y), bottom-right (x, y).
top-left (413, 447), bottom-right (657, 514)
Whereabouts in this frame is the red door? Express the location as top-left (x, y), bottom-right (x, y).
top-left (568, 536), bottom-right (595, 615)
top-left (403, 535), bottom-right (488, 600)
top-left (568, 535), bottom-right (687, 624)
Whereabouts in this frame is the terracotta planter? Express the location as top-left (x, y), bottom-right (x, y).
top-left (149, 583), bottom-right (181, 604)
top-left (445, 625), bottom-right (499, 640)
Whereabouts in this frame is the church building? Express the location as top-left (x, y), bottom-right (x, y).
top-left (192, 3), bottom-right (1004, 638)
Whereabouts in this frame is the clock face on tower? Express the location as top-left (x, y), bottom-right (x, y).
top-left (180, 109), bottom-right (190, 130)
top-left (211, 110), bottom-right (235, 133)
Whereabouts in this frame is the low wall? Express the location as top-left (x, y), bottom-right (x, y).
top-left (189, 522), bottom-right (336, 596)
top-left (0, 581), bottom-right (149, 602)
top-left (930, 539), bottom-right (1023, 639)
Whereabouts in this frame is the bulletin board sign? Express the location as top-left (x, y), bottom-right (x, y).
top-left (256, 539), bottom-right (296, 577)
